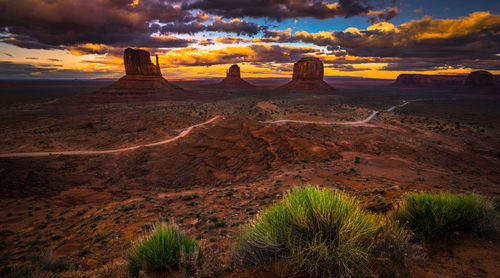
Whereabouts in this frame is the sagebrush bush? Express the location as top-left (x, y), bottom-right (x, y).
top-left (393, 192), bottom-right (497, 238)
top-left (235, 186), bottom-right (410, 277)
top-left (128, 223), bottom-right (201, 277)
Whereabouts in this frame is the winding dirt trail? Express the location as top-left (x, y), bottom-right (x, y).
top-left (386, 100), bottom-right (410, 112)
top-left (0, 100), bottom-right (414, 158)
top-left (0, 116), bottom-right (221, 158)
top-left (265, 100), bottom-right (413, 126)
top-left (263, 111), bottom-right (379, 125)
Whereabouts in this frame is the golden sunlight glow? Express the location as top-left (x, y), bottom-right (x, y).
top-left (401, 11), bottom-right (500, 40)
top-left (2, 11), bottom-right (498, 79)
top-left (129, 0), bottom-right (140, 7)
top-left (367, 22), bottom-right (396, 32)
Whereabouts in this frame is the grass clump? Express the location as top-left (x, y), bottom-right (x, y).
top-left (235, 186), bottom-right (410, 277)
top-left (393, 192), bottom-right (497, 239)
top-left (128, 223), bottom-right (201, 277)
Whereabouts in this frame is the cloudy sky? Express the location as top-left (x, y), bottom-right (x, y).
top-left (0, 0), bottom-right (499, 79)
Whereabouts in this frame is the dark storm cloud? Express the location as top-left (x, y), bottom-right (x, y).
top-left (250, 12), bottom-right (500, 60)
top-left (248, 44), bottom-right (317, 63)
top-left (206, 20), bottom-right (262, 36)
top-left (368, 7), bottom-right (398, 24)
top-left (215, 36), bottom-right (251, 44)
top-left (260, 30), bottom-right (295, 43)
top-left (381, 61), bottom-right (447, 71)
top-left (0, 61), bottom-right (54, 76)
top-left (2, 35), bottom-right (63, 50)
top-left (0, 0), bottom-right (273, 52)
top-left (381, 59), bottom-right (500, 71)
top-left (326, 64), bottom-right (371, 71)
top-left (160, 22), bottom-right (206, 35)
top-left (160, 19), bottom-right (263, 36)
top-left (184, 0), bottom-right (398, 22)
top-left (248, 62), bottom-right (294, 72)
top-left (329, 29), bottom-right (499, 60)
top-left (0, 0), bottom-right (195, 49)
top-left (3, 26), bottom-right (194, 50)
top-left (332, 12), bottom-right (500, 62)
top-left (0, 61), bottom-right (117, 79)
top-left (65, 37), bottom-right (196, 57)
top-left (226, 12), bottom-right (500, 71)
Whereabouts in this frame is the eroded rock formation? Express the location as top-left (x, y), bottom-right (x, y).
top-left (218, 64), bottom-right (255, 89)
top-left (281, 57), bottom-right (334, 91)
top-left (465, 71), bottom-right (495, 86)
top-left (124, 48), bottom-right (161, 76)
top-left (227, 64), bottom-right (241, 78)
top-left (394, 74), bottom-right (465, 88)
top-left (293, 57), bottom-right (323, 80)
top-left (93, 48), bottom-right (191, 100)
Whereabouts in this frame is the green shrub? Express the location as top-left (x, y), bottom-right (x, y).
top-left (393, 192), bottom-right (497, 238)
top-left (128, 223), bottom-right (201, 277)
top-left (235, 186), bottom-right (409, 277)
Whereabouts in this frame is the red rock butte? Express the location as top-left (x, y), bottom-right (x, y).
top-left (218, 64), bottom-right (255, 89)
top-left (394, 74), bottom-right (465, 88)
top-left (465, 70), bottom-right (495, 86)
top-left (281, 57), bottom-right (335, 91)
top-left (123, 48), bottom-right (161, 76)
top-left (94, 48), bottom-right (189, 98)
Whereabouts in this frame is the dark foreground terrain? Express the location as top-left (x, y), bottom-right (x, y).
top-left (0, 78), bottom-right (499, 277)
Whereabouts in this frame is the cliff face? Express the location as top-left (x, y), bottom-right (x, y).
top-left (219, 64), bottom-right (255, 88)
top-left (465, 71), bottom-right (495, 86)
top-left (394, 74), bottom-right (465, 87)
top-left (93, 48), bottom-right (191, 100)
top-left (124, 48), bottom-right (161, 76)
top-left (281, 57), bottom-right (334, 92)
top-left (227, 64), bottom-right (241, 78)
top-left (292, 57), bottom-right (324, 81)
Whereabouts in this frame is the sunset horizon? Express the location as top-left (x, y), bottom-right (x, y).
top-left (1, 1), bottom-right (499, 80)
top-left (1, 1), bottom-right (499, 277)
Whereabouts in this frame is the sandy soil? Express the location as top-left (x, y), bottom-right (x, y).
top-left (0, 80), bottom-right (499, 276)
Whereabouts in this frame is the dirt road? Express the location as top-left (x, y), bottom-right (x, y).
top-left (0, 116), bottom-right (221, 158)
top-left (0, 100), bottom-right (413, 158)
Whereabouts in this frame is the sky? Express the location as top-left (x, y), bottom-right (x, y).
top-left (0, 0), bottom-right (499, 79)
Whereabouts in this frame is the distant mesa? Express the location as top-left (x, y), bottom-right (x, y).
top-left (394, 71), bottom-right (497, 90)
top-left (281, 57), bottom-right (335, 91)
top-left (394, 74), bottom-right (465, 88)
top-left (465, 70), bottom-right (495, 87)
top-left (93, 48), bottom-right (190, 99)
top-left (218, 64), bottom-right (255, 89)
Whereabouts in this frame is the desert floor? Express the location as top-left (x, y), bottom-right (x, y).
top-left (0, 79), bottom-right (499, 277)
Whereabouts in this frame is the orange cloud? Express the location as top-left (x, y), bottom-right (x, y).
top-left (401, 11), bottom-right (500, 41)
top-left (159, 44), bottom-right (318, 67)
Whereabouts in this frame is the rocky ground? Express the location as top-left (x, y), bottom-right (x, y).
top-left (0, 81), bottom-right (499, 277)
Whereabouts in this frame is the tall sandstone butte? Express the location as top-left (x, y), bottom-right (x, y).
top-left (227, 64), bottom-right (241, 78)
top-left (281, 57), bottom-right (334, 91)
top-left (93, 48), bottom-right (190, 100)
top-left (292, 57), bottom-right (323, 80)
top-left (218, 64), bottom-right (255, 89)
top-left (123, 48), bottom-right (161, 76)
